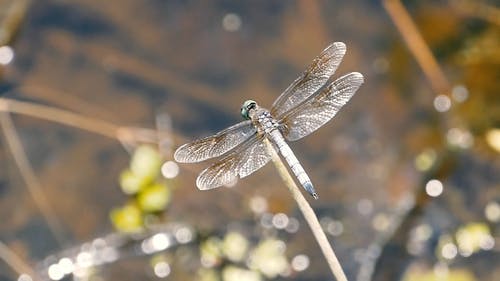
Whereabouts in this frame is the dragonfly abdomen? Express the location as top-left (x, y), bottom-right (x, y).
top-left (268, 129), bottom-right (318, 199)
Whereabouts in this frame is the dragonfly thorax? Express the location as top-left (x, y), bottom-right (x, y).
top-left (248, 105), bottom-right (279, 134)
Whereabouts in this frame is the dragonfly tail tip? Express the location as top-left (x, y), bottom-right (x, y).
top-left (303, 182), bottom-right (318, 199)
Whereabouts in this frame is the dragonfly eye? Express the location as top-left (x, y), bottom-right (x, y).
top-left (241, 100), bottom-right (257, 120)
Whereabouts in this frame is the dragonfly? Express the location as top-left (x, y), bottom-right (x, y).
top-left (174, 42), bottom-right (364, 199)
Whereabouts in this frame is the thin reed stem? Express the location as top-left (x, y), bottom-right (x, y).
top-left (0, 113), bottom-right (67, 245)
top-left (0, 97), bottom-right (162, 247)
top-left (0, 97), bottom-right (158, 144)
top-left (0, 95), bottom-right (168, 281)
top-left (383, 0), bottom-right (450, 94)
top-left (264, 139), bottom-right (348, 281)
top-left (0, 241), bottom-right (39, 280)
top-left (0, 0), bottom-right (30, 46)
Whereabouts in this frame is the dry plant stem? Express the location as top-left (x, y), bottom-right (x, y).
top-left (0, 98), bottom-right (158, 144)
top-left (19, 84), bottom-right (118, 121)
top-left (0, 97), bottom-right (118, 138)
top-left (383, 0), bottom-right (450, 94)
top-left (0, 98), bottom-right (161, 245)
top-left (0, 241), bottom-right (39, 280)
top-left (264, 139), bottom-right (348, 281)
top-left (0, 0), bottom-right (30, 45)
top-left (0, 113), bottom-right (66, 245)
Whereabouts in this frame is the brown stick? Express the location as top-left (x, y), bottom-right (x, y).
top-left (383, 0), bottom-right (450, 94)
top-left (264, 139), bottom-right (348, 281)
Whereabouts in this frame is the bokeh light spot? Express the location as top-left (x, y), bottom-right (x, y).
top-left (222, 13), bottom-right (242, 31)
top-left (17, 274), bottom-right (32, 281)
top-left (151, 233), bottom-right (171, 251)
top-left (58, 257), bottom-right (74, 274)
top-left (272, 213), bottom-right (289, 229)
top-left (441, 243), bottom-right (458, 259)
top-left (425, 179), bottom-right (443, 197)
top-left (76, 251), bottom-right (93, 268)
top-left (326, 220), bottom-right (344, 236)
top-left (161, 161), bottom-right (179, 179)
top-left (175, 227), bottom-right (193, 243)
top-left (291, 254), bottom-right (310, 272)
top-left (249, 196), bottom-right (268, 214)
top-left (285, 217), bottom-right (300, 233)
top-left (47, 264), bottom-right (64, 280)
top-left (484, 201), bottom-right (500, 222)
top-left (102, 247), bottom-right (118, 262)
top-left (153, 261), bottom-right (171, 278)
top-left (0, 45), bottom-right (14, 65)
top-left (485, 129), bottom-right (500, 153)
top-left (372, 213), bottom-right (390, 232)
top-left (433, 95), bottom-right (451, 112)
top-left (451, 85), bottom-right (468, 102)
top-left (446, 128), bottom-right (473, 149)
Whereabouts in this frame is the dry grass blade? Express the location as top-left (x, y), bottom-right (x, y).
top-left (0, 97), bottom-right (159, 145)
top-left (383, 0), bottom-right (450, 95)
top-left (0, 240), bottom-right (39, 280)
top-left (0, 112), bottom-right (66, 245)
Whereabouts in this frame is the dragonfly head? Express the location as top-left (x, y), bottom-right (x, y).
top-left (241, 100), bottom-right (257, 120)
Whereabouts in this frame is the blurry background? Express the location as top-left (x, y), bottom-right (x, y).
top-left (0, 0), bottom-right (498, 280)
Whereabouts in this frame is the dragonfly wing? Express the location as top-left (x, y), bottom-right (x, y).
top-left (174, 120), bottom-right (256, 163)
top-left (196, 135), bottom-right (271, 190)
top-left (280, 72), bottom-right (364, 141)
top-left (271, 42), bottom-right (347, 118)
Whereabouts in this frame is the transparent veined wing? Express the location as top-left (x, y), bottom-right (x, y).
top-left (271, 42), bottom-right (346, 118)
top-left (196, 135), bottom-right (271, 190)
top-left (280, 72), bottom-right (364, 141)
top-left (174, 120), bottom-right (256, 163)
